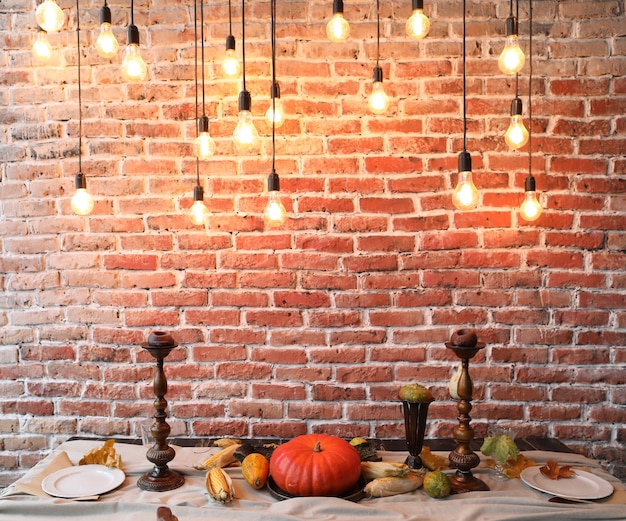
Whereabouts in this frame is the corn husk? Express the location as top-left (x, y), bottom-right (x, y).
top-left (205, 467), bottom-right (235, 503)
top-left (214, 438), bottom-right (242, 448)
top-left (194, 442), bottom-right (241, 470)
top-left (361, 461), bottom-right (411, 480)
top-left (78, 439), bottom-right (122, 470)
top-left (364, 473), bottom-right (423, 498)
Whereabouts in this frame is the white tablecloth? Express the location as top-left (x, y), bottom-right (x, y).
top-left (1, 439), bottom-right (624, 521)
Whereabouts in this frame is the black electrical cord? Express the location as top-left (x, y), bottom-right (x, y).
top-left (228, 0), bottom-right (233, 34)
top-left (462, 0), bottom-right (467, 152)
top-left (528, 0), bottom-right (533, 177)
top-left (76, 0), bottom-right (82, 173)
top-left (271, 0), bottom-right (276, 173)
top-left (241, 0), bottom-right (246, 90)
top-left (200, 0), bottom-right (206, 114)
top-left (376, 0), bottom-right (380, 67)
top-left (193, 0), bottom-right (200, 186)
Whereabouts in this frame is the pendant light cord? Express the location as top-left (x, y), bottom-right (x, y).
top-left (514, 0), bottom-right (519, 97)
top-left (462, 0), bottom-right (467, 152)
top-left (528, 0), bottom-right (533, 176)
top-left (76, 0), bottom-right (82, 173)
top-left (228, 0), bottom-right (232, 34)
top-left (193, 0), bottom-right (200, 185)
top-left (271, 0), bottom-right (276, 172)
top-left (241, 0), bottom-right (246, 90)
top-left (200, 0), bottom-right (206, 112)
top-left (194, 0), bottom-right (198, 126)
top-left (376, 0), bottom-right (380, 67)
top-left (130, 0), bottom-right (134, 26)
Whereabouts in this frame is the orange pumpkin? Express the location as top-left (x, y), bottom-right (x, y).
top-left (269, 433), bottom-right (361, 497)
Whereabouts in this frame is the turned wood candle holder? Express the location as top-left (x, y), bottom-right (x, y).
top-left (446, 329), bottom-right (489, 493)
top-left (137, 331), bottom-right (185, 492)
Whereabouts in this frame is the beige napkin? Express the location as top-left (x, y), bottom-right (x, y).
top-left (14, 451), bottom-right (74, 498)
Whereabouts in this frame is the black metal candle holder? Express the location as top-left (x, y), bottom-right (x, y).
top-left (137, 331), bottom-right (185, 492)
top-left (402, 400), bottom-right (431, 469)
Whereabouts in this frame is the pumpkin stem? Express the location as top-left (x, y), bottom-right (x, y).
top-left (313, 441), bottom-right (322, 452)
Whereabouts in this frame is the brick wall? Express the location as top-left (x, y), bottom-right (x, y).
top-left (1, 0), bottom-right (625, 485)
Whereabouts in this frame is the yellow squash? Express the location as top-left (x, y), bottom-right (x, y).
top-left (241, 453), bottom-right (270, 490)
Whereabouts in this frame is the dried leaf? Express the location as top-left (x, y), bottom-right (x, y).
top-left (539, 459), bottom-right (575, 480)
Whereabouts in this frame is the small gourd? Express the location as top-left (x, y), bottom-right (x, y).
top-left (241, 453), bottom-right (270, 490)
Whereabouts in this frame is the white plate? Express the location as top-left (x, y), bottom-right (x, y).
top-left (42, 465), bottom-right (125, 498)
top-left (521, 466), bottom-right (614, 500)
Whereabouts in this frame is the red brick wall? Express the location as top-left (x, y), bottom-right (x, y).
top-left (1, 0), bottom-right (625, 484)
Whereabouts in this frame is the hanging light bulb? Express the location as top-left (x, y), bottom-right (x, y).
top-left (326, 0), bottom-right (350, 43)
top-left (32, 27), bottom-right (53, 63)
top-left (504, 96), bottom-right (529, 149)
top-left (265, 82), bottom-right (285, 128)
top-left (452, 151), bottom-right (479, 211)
top-left (498, 16), bottom-right (525, 75)
top-left (519, 175), bottom-right (542, 221)
top-left (71, 173), bottom-right (95, 216)
top-left (406, 0), bottom-right (430, 40)
top-left (121, 24), bottom-right (147, 82)
top-left (369, 66), bottom-right (390, 115)
top-left (519, 0), bottom-right (541, 223)
top-left (35, 0), bottom-right (65, 33)
top-left (264, 172), bottom-right (287, 227)
top-left (233, 90), bottom-right (259, 153)
top-left (96, 1), bottom-right (119, 59)
top-left (194, 116), bottom-right (216, 159)
top-left (71, 0), bottom-right (93, 217)
top-left (188, 185), bottom-right (210, 225)
top-left (222, 34), bottom-right (240, 77)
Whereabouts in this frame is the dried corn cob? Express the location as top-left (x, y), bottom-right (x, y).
top-left (213, 438), bottom-right (242, 448)
top-left (194, 442), bottom-right (242, 470)
top-left (205, 467), bottom-right (235, 503)
top-left (363, 473), bottom-right (423, 498)
top-left (361, 461), bottom-right (411, 480)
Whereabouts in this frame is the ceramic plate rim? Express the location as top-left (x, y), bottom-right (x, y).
top-left (520, 466), bottom-right (613, 500)
top-left (41, 464), bottom-right (125, 498)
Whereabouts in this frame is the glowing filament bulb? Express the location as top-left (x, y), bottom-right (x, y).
top-left (194, 116), bottom-right (215, 159)
top-left (36, 0), bottom-right (65, 33)
top-left (222, 35), bottom-right (240, 77)
top-left (263, 173), bottom-right (287, 227)
top-left (505, 114), bottom-right (529, 150)
top-left (504, 97), bottom-right (529, 150)
top-left (498, 17), bottom-right (525, 75)
top-left (96, 23), bottom-right (119, 58)
top-left (195, 133), bottom-right (215, 159)
top-left (452, 153), bottom-right (479, 211)
top-left (406, 0), bottom-right (430, 40)
top-left (520, 176), bottom-right (542, 222)
top-left (368, 67), bottom-right (390, 115)
top-left (189, 186), bottom-right (210, 225)
top-left (327, 13), bottom-right (350, 42)
top-left (265, 83), bottom-right (285, 128)
top-left (122, 44), bottom-right (147, 82)
top-left (32, 28), bottom-right (53, 63)
top-left (233, 91), bottom-right (259, 153)
top-left (71, 173), bottom-right (94, 216)
top-left (121, 26), bottom-right (147, 82)
top-left (326, 0), bottom-right (349, 43)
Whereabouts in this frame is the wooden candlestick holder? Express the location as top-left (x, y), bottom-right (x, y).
top-left (137, 331), bottom-right (185, 492)
top-left (446, 336), bottom-right (489, 494)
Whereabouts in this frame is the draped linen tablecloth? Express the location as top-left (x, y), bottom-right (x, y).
top-left (1, 439), bottom-right (625, 521)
